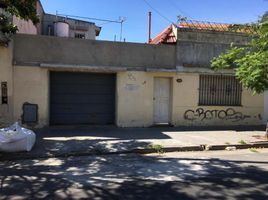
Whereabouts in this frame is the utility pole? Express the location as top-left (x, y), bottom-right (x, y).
top-left (148, 12), bottom-right (152, 43)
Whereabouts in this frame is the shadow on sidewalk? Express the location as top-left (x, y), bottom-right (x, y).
top-left (0, 125), bottom-right (266, 160)
top-left (35, 125), bottom-right (266, 140)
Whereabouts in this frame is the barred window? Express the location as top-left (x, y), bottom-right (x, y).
top-left (199, 75), bottom-right (242, 106)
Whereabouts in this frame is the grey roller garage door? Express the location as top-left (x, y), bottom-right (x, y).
top-left (50, 72), bottom-right (115, 125)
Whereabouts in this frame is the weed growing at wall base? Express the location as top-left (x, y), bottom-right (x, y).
top-left (249, 148), bottom-right (259, 153)
top-left (149, 144), bottom-right (165, 154)
top-left (238, 140), bottom-right (247, 145)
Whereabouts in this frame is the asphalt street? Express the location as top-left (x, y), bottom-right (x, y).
top-left (1, 149), bottom-right (268, 200)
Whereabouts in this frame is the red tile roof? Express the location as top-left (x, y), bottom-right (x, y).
top-left (150, 22), bottom-right (254, 45)
top-left (179, 22), bottom-right (229, 31)
top-left (150, 24), bottom-right (177, 44)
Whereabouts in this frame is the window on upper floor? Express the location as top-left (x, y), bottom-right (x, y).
top-left (75, 33), bottom-right (85, 39)
top-left (199, 75), bottom-right (242, 106)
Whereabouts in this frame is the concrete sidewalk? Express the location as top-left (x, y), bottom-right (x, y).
top-left (0, 125), bottom-right (266, 160)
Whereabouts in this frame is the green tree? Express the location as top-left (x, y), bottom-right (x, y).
top-left (212, 12), bottom-right (268, 137)
top-left (211, 12), bottom-right (268, 94)
top-left (0, 0), bottom-right (39, 45)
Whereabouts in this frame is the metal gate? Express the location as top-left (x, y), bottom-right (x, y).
top-left (50, 72), bottom-right (115, 125)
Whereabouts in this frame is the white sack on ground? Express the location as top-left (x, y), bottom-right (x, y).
top-left (0, 122), bottom-right (36, 152)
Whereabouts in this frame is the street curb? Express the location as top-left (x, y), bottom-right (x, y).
top-left (206, 143), bottom-right (268, 151)
top-left (1, 142), bottom-right (268, 161)
top-left (140, 143), bottom-right (268, 153)
top-left (133, 145), bottom-right (205, 154)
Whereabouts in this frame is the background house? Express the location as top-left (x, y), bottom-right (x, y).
top-left (11, 0), bottom-right (101, 40)
top-left (42, 14), bottom-right (101, 40)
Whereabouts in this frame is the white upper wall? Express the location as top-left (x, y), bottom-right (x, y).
top-left (13, 16), bottom-right (37, 35)
top-left (12, 0), bottom-right (44, 35)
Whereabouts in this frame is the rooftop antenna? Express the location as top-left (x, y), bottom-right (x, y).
top-left (56, 10), bottom-right (58, 21)
top-left (55, 10), bottom-right (58, 36)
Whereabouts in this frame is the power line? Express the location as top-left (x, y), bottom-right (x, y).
top-left (142, 0), bottom-right (175, 24)
top-left (167, 0), bottom-right (192, 19)
top-left (97, 21), bottom-right (113, 26)
top-left (56, 13), bottom-right (126, 41)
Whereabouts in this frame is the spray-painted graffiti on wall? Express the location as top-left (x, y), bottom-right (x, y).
top-left (184, 108), bottom-right (251, 122)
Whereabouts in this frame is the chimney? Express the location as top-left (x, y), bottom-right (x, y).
top-left (148, 12), bottom-right (152, 43)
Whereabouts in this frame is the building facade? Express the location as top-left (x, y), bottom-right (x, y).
top-left (0, 4), bottom-right (266, 128)
top-left (0, 28), bottom-right (265, 128)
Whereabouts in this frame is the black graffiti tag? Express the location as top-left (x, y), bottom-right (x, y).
top-left (184, 108), bottom-right (251, 122)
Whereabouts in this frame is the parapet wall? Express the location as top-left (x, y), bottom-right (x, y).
top-left (13, 34), bottom-right (176, 70)
top-left (176, 29), bottom-right (251, 68)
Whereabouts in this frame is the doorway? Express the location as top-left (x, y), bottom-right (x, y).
top-left (153, 77), bottom-right (171, 124)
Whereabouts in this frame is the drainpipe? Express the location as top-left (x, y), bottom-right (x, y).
top-left (148, 12), bottom-right (152, 43)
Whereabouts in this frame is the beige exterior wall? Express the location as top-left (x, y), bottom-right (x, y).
top-left (117, 71), bottom-right (154, 127)
top-left (117, 71), bottom-right (264, 127)
top-left (0, 46), bottom-right (13, 126)
top-left (13, 67), bottom-right (49, 127)
top-left (0, 66), bottom-right (264, 128)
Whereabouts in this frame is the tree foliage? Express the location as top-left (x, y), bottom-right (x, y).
top-left (211, 12), bottom-right (268, 94)
top-left (0, 0), bottom-right (39, 45)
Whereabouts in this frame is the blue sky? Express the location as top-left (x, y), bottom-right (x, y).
top-left (41, 0), bottom-right (267, 43)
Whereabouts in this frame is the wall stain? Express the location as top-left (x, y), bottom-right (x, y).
top-left (125, 84), bottom-right (140, 91)
top-left (127, 73), bottom-right (136, 81)
top-left (184, 108), bottom-right (252, 122)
